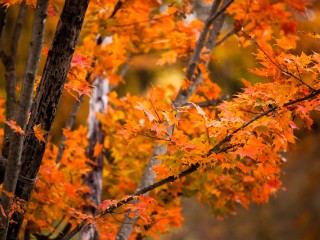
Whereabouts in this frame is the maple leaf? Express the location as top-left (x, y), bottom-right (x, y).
top-left (33, 124), bottom-right (47, 143)
top-left (275, 36), bottom-right (296, 50)
top-left (71, 53), bottom-right (92, 68)
top-left (98, 199), bottom-right (118, 211)
top-left (134, 102), bottom-right (156, 122)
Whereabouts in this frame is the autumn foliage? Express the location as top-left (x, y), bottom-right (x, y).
top-left (0, 0), bottom-right (320, 239)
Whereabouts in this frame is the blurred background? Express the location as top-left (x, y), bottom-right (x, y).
top-left (1, 0), bottom-right (320, 239)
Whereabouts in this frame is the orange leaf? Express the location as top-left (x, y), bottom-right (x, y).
top-left (93, 143), bottom-right (104, 158)
top-left (33, 124), bottom-right (47, 143)
top-left (5, 120), bottom-right (24, 135)
top-left (135, 102), bottom-right (156, 122)
top-left (98, 199), bottom-right (117, 211)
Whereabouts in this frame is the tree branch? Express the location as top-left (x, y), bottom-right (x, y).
top-left (252, 35), bottom-right (315, 92)
top-left (207, 88), bottom-right (320, 156)
top-left (63, 87), bottom-right (320, 240)
top-left (182, 96), bottom-right (228, 108)
top-left (0, 4), bottom-right (7, 37)
top-left (10, 1), bottom-right (26, 65)
top-left (5, 0), bottom-right (91, 239)
top-left (215, 28), bottom-right (236, 46)
top-left (2, 1), bottom-right (27, 159)
top-left (0, 4), bottom-right (7, 63)
top-left (116, 0), bottom-right (230, 238)
top-left (0, 0), bottom-right (49, 238)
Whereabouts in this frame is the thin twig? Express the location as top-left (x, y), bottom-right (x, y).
top-left (10, 0), bottom-right (27, 66)
top-left (215, 28), bottom-right (236, 46)
top-left (116, 1), bottom-right (229, 238)
top-left (182, 96), bottom-right (227, 108)
top-left (63, 87), bottom-right (320, 240)
top-left (207, 88), bottom-right (320, 156)
top-left (108, 14), bottom-right (174, 28)
top-left (253, 39), bottom-right (315, 92)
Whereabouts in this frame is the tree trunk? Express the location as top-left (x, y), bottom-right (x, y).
top-left (80, 77), bottom-right (109, 240)
top-left (5, 0), bottom-right (90, 239)
top-left (0, 0), bottom-right (49, 238)
top-left (1, 1), bottom-right (27, 160)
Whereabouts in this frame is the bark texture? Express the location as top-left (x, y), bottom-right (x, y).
top-left (1, 1), bottom-right (27, 159)
top-left (5, 0), bottom-right (90, 239)
top-left (0, 1), bottom-right (49, 238)
top-left (80, 77), bottom-right (109, 240)
top-left (0, 4), bottom-right (7, 37)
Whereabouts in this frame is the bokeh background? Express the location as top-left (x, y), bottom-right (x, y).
top-left (1, 1), bottom-right (320, 239)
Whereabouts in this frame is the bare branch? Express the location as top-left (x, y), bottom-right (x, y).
top-left (10, 1), bottom-right (27, 65)
top-left (215, 28), bottom-right (236, 46)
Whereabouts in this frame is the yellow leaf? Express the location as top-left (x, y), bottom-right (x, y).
top-left (33, 124), bottom-right (47, 143)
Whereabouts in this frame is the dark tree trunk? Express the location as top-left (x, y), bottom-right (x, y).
top-left (5, 0), bottom-right (90, 239)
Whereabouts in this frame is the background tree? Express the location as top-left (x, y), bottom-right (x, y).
top-left (0, 0), bottom-right (320, 240)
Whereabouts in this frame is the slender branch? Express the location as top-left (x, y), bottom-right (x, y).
top-left (0, 4), bottom-right (7, 63)
top-left (6, 0), bottom-right (91, 239)
top-left (109, 0), bottom-right (123, 19)
top-left (253, 38), bottom-right (315, 91)
top-left (116, 0), bottom-right (229, 238)
top-left (208, 0), bottom-right (234, 23)
top-left (207, 88), bottom-right (320, 156)
top-left (10, 1), bottom-right (27, 66)
top-left (63, 87), bottom-right (320, 240)
top-left (0, 0), bottom-right (49, 238)
top-left (182, 96), bottom-right (227, 108)
top-left (2, 1), bottom-right (27, 159)
top-left (215, 28), bottom-right (236, 46)
top-left (181, 0), bottom-right (222, 98)
top-left (46, 215), bottom-right (66, 237)
top-left (108, 14), bottom-right (174, 28)
top-left (0, 4), bottom-right (7, 37)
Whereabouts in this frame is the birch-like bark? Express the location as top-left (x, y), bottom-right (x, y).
top-left (116, 0), bottom-right (229, 238)
top-left (1, 1), bottom-right (27, 159)
top-left (0, 1), bottom-right (49, 238)
top-left (5, 1), bottom-right (90, 239)
top-left (80, 77), bottom-right (109, 240)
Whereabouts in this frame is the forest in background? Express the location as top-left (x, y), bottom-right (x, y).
top-left (0, 0), bottom-right (320, 239)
